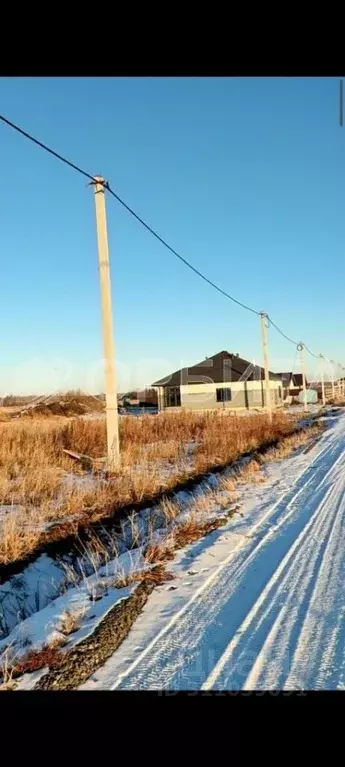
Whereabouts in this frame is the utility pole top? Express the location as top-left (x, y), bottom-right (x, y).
top-left (89, 176), bottom-right (108, 191)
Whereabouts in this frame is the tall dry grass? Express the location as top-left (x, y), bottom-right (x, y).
top-left (0, 410), bottom-right (305, 567)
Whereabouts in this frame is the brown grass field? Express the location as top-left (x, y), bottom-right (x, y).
top-left (0, 402), bottom-right (318, 569)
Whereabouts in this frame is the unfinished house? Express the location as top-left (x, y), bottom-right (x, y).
top-left (277, 372), bottom-right (306, 399)
top-left (152, 350), bottom-right (283, 413)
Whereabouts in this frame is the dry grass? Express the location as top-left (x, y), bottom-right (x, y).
top-left (219, 475), bottom-right (238, 493)
top-left (188, 488), bottom-right (215, 512)
top-left (0, 640), bottom-right (60, 689)
top-left (139, 565), bottom-right (175, 585)
top-left (259, 428), bottom-right (317, 462)
top-left (0, 647), bottom-right (16, 690)
top-left (173, 514), bottom-right (227, 547)
top-left (114, 563), bottom-right (174, 588)
top-left (160, 497), bottom-right (183, 523)
top-left (0, 645), bottom-right (64, 685)
top-left (0, 408), bottom-right (319, 567)
top-left (235, 459), bottom-right (266, 485)
top-left (145, 537), bottom-right (176, 565)
top-left (59, 609), bottom-right (85, 636)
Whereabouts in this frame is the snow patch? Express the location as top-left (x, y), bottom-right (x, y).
top-left (0, 548), bottom-right (147, 663)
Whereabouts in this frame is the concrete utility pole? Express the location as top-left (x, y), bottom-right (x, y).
top-left (320, 355), bottom-right (326, 406)
top-left (299, 343), bottom-right (308, 411)
top-left (92, 176), bottom-right (120, 470)
top-left (330, 360), bottom-right (335, 401)
top-left (338, 373), bottom-right (342, 400)
top-left (260, 312), bottom-right (272, 423)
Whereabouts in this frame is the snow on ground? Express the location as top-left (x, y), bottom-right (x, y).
top-left (0, 555), bottom-right (65, 637)
top-left (80, 409), bottom-right (345, 691)
top-left (0, 548), bottom-right (147, 660)
top-left (283, 404), bottom-right (322, 415)
top-left (16, 667), bottom-right (49, 690)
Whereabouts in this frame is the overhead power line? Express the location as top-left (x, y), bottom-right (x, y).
top-left (0, 112), bottom-right (259, 316)
top-left (104, 182), bottom-right (260, 314)
top-left (303, 343), bottom-right (320, 360)
top-left (267, 317), bottom-right (321, 359)
top-left (0, 111), bottom-right (339, 364)
top-left (0, 114), bottom-right (95, 182)
top-left (266, 316), bottom-right (299, 347)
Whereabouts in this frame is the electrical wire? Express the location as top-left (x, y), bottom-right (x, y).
top-left (0, 114), bottom-right (95, 182)
top-left (266, 316), bottom-right (299, 346)
top-left (0, 111), bottom-right (341, 360)
top-left (303, 343), bottom-right (320, 360)
top-left (105, 182), bottom-right (260, 314)
top-left (268, 316), bottom-right (324, 361)
top-left (0, 113), bottom-right (260, 317)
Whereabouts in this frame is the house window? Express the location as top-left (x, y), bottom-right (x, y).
top-left (216, 388), bottom-right (232, 402)
top-left (163, 386), bottom-right (181, 408)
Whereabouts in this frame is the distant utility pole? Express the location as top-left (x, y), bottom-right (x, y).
top-left (91, 176), bottom-right (120, 470)
top-left (319, 355), bottom-right (326, 406)
top-left (260, 312), bottom-right (272, 423)
top-left (330, 360), bottom-right (336, 401)
top-left (338, 371), bottom-right (342, 400)
top-left (299, 343), bottom-right (307, 411)
top-left (336, 362), bottom-right (342, 399)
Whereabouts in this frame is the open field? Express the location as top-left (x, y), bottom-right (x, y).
top-left (0, 404), bottom-right (326, 688)
top-left (0, 402), bottom-right (312, 570)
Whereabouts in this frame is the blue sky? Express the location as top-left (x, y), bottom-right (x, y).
top-left (0, 77), bottom-right (344, 394)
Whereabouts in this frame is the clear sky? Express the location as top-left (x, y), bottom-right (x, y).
top-left (0, 77), bottom-right (344, 394)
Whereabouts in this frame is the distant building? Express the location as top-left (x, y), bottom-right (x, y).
top-left (276, 372), bottom-right (306, 398)
top-left (152, 350), bottom-right (282, 413)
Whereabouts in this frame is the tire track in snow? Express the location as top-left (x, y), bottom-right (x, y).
top-left (282, 475), bottom-right (345, 691)
top-left (203, 472), bottom-right (345, 690)
top-left (109, 419), bottom-right (345, 690)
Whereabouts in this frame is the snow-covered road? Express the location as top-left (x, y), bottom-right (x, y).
top-left (81, 411), bottom-right (345, 691)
